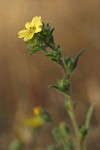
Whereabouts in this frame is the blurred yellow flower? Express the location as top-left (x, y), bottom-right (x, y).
top-left (25, 117), bottom-right (43, 128)
top-left (33, 107), bottom-right (42, 116)
top-left (18, 16), bottom-right (42, 41)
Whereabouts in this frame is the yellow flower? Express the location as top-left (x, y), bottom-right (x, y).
top-left (18, 16), bottom-right (42, 41)
top-left (33, 107), bottom-right (42, 116)
top-left (25, 117), bottom-right (43, 127)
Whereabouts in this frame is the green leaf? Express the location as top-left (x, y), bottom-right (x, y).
top-left (80, 104), bottom-right (94, 141)
top-left (48, 84), bottom-right (59, 89)
top-left (48, 79), bottom-right (70, 95)
top-left (50, 28), bottom-right (55, 35)
top-left (64, 56), bottom-right (73, 66)
top-left (85, 104), bottom-right (94, 130)
top-left (28, 48), bottom-right (39, 56)
top-left (48, 84), bottom-right (65, 94)
top-left (64, 56), bottom-right (74, 77)
top-left (79, 126), bottom-right (88, 141)
top-left (73, 49), bottom-right (86, 70)
top-left (41, 109), bottom-right (52, 122)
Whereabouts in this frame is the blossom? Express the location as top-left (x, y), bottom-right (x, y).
top-left (24, 107), bottom-right (44, 128)
top-left (33, 107), bottom-right (42, 116)
top-left (18, 16), bottom-right (42, 41)
top-left (25, 117), bottom-right (43, 127)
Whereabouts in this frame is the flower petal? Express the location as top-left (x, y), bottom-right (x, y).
top-left (25, 22), bottom-right (31, 29)
top-left (24, 32), bottom-right (34, 41)
top-left (36, 17), bottom-right (42, 27)
top-left (35, 27), bottom-right (42, 33)
top-left (18, 29), bottom-right (28, 38)
top-left (32, 16), bottom-right (38, 26)
top-left (32, 16), bottom-right (42, 27)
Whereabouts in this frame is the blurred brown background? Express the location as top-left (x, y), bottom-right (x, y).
top-left (0, 0), bottom-right (100, 149)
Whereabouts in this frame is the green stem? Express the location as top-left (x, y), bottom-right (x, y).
top-left (66, 95), bottom-right (81, 150)
top-left (45, 41), bottom-right (85, 150)
top-left (61, 54), bottom-right (84, 150)
top-left (44, 42), bottom-right (66, 74)
top-left (62, 57), bottom-right (83, 150)
top-left (65, 95), bottom-right (86, 150)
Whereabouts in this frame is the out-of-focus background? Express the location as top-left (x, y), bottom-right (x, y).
top-left (0, 0), bottom-right (100, 149)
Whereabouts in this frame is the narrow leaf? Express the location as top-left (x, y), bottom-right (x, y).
top-left (50, 28), bottom-right (55, 34)
top-left (29, 49), bottom-right (39, 56)
top-left (64, 56), bottom-right (72, 64)
top-left (85, 104), bottom-right (94, 130)
top-left (48, 85), bottom-right (59, 89)
top-left (73, 49), bottom-right (86, 70)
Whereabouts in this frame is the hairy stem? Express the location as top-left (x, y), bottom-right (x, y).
top-left (45, 41), bottom-right (84, 150)
top-left (66, 95), bottom-right (81, 150)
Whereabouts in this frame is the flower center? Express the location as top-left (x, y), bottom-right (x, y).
top-left (30, 26), bottom-right (36, 33)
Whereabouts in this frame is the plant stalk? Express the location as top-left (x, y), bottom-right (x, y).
top-left (66, 95), bottom-right (84, 150)
top-left (45, 41), bottom-right (84, 150)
